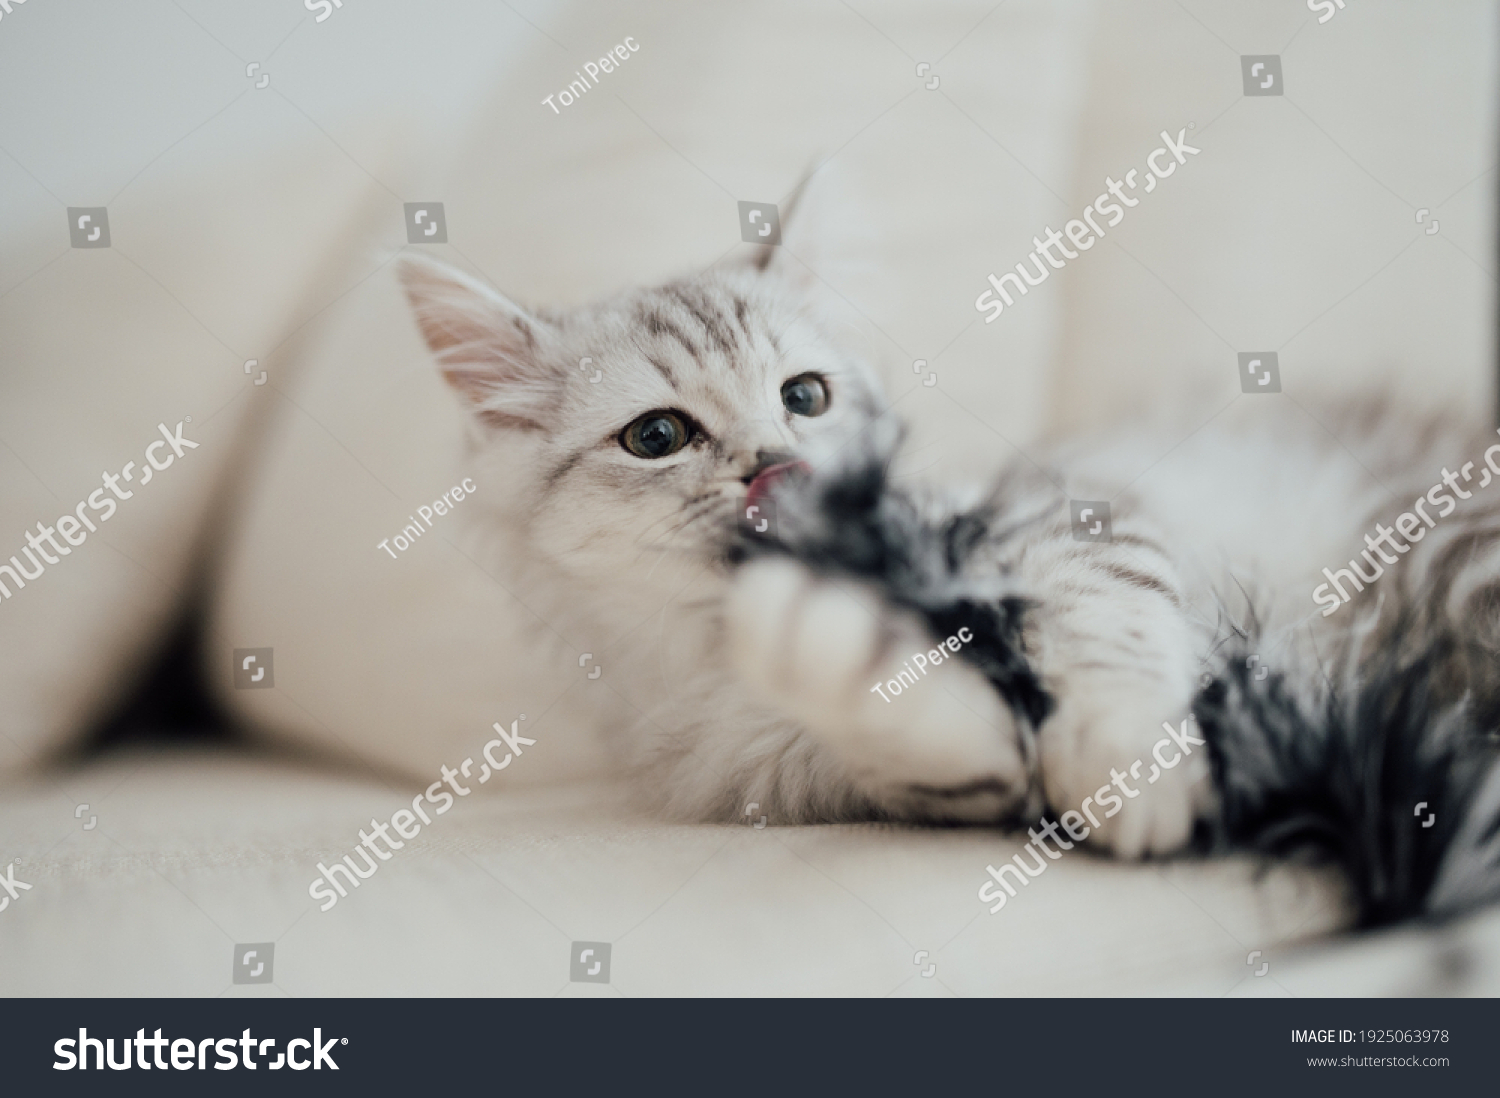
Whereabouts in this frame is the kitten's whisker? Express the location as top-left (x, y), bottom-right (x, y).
top-left (627, 496), bottom-right (731, 569)
top-left (628, 495), bottom-right (718, 551)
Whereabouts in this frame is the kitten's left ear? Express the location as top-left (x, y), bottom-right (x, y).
top-left (399, 257), bottom-right (558, 431)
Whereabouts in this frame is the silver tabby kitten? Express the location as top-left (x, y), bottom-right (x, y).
top-left (401, 236), bottom-right (1500, 928)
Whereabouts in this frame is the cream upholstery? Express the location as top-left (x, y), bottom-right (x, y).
top-left (2, 0), bottom-right (1497, 994)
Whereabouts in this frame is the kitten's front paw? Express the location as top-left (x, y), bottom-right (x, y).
top-left (1038, 688), bottom-right (1213, 859)
top-left (726, 557), bottom-right (1030, 819)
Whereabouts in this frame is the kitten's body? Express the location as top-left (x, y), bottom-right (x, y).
top-left (402, 245), bottom-right (1500, 930)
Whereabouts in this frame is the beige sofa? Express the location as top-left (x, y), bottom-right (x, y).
top-left (3, 0), bottom-right (1498, 995)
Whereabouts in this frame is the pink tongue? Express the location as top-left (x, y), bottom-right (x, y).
top-left (746, 461), bottom-right (810, 511)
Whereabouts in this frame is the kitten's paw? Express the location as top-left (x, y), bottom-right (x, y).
top-left (1038, 687), bottom-right (1212, 859)
top-left (727, 557), bottom-right (1029, 818)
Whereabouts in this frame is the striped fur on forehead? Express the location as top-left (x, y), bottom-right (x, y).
top-left (531, 268), bottom-right (875, 451)
top-left (631, 274), bottom-right (790, 373)
top-left (659, 281), bottom-right (739, 358)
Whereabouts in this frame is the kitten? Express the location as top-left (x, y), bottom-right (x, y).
top-left (400, 238), bottom-right (1500, 929)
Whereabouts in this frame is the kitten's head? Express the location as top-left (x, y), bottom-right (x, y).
top-left (399, 238), bottom-right (887, 596)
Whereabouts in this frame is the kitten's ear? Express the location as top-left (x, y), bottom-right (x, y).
top-left (747, 162), bottom-right (841, 292)
top-left (399, 256), bottom-right (557, 431)
top-left (748, 165), bottom-right (816, 274)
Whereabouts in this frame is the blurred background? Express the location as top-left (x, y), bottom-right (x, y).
top-left (1, 0), bottom-right (1496, 995)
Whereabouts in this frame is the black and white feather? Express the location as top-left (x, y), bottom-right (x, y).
top-left (1195, 608), bottom-right (1500, 928)
top-left (739, 428), bottom-right (1500, 928)
top-left (733, 427), bottom-right (1055, 734)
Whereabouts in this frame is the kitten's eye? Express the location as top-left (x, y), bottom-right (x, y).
top-left (621, 411), bottom-right (691, 459)
top-left (781, 374), bottom-right (829, 417)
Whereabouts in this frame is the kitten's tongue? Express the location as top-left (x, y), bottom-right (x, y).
top-left (745, 461), bottom-right (810, 512)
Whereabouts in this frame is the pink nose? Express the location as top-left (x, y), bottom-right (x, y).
top-left (745, 461), bottom-right (810, 511)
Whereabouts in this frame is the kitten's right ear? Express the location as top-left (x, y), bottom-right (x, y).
top-left (746, 162), bottom-right (850, 300)
top-left (399, 256), bottom-right (557, 431)
top-left (748, 165), bottom-right (816, 275)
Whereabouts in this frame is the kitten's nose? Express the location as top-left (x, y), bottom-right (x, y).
top-left (743, 451), bottom-right (811, 512)
top-left (740, 450), bottom-right (799, 485)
